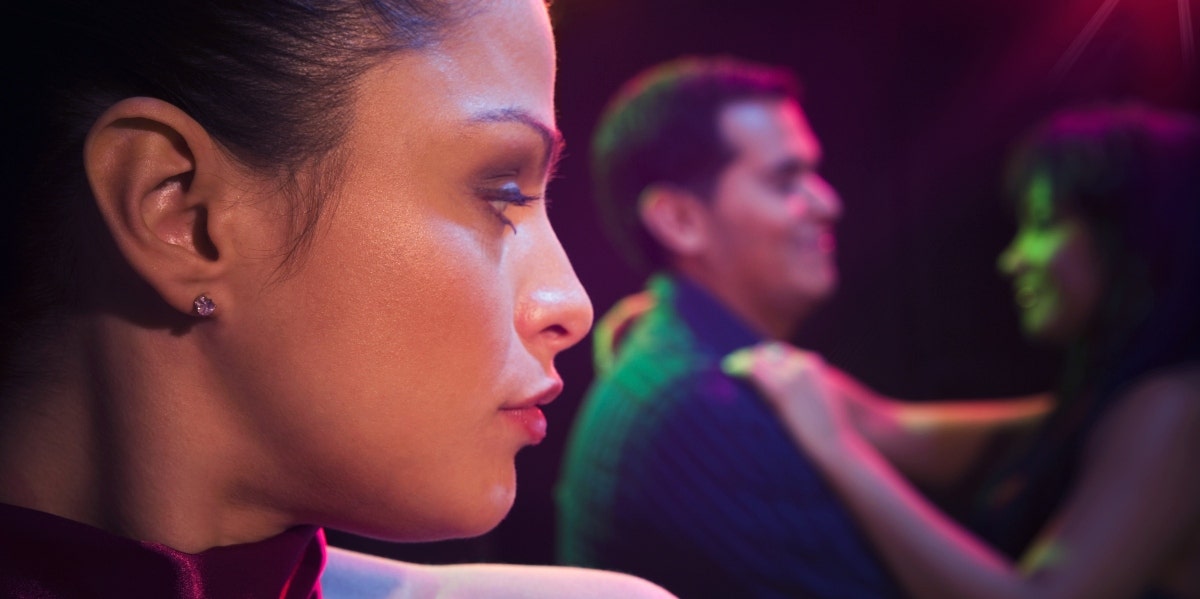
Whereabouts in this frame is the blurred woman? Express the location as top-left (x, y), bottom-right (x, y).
top-left (733, 104), bottom-right (1200, 599)
top-left (0, 1), bottom-right (671, 597)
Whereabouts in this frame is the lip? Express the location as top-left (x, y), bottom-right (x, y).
top-left (1014, 285), bottom-right (1039, 309)
top-left (500, 406), bottom-right (548, 445)
top-left (797, 230), bottom-right (835, 254)
top-left (502, 378), bottom-right (563, 410)
top-left (499, 379), bottom-right (562, 445)
top-left (1012, 277), bottom-right (1040, 309)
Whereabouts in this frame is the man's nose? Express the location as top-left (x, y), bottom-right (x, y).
top-left (803, 174), bottom-right (842, 222)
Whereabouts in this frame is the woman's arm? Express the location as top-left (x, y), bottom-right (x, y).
top-left (819, 360), bottom-right (1053, 489)
top-left (739, 345), bottom-right (1200, 599)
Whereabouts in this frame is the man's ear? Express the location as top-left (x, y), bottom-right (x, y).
top-left (637, 184), bottom-right (713, 257)
top-left (84, 97), bottom-right (242, 317)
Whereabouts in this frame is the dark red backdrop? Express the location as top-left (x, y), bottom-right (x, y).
top-left (329, 0), bottom-right (1200, 565)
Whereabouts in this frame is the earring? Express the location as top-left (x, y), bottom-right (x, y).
top-left (193, 294), bottom-right (216, 317)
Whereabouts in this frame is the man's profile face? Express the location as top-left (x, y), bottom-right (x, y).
top-left (702, 98), bottom-right (841, 317)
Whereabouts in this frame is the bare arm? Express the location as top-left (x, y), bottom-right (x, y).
top-left (823, 361), bottom-right (1053, 489)
top-left (740, 345), bottom-right (1200, 599)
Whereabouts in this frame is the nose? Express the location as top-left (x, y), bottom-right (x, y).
top-left (802, 174), bottom-right (842, 222)
top-left (997, 236), bottom-right (1024, 276)
top-left (514, 218), bottom-right (594, 360)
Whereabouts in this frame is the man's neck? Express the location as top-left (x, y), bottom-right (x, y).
top-left (670, 265), bottom-right (805, 340)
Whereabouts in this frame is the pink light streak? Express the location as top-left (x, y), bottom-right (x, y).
top-left (1053, 0), bottom-right (1196, 80)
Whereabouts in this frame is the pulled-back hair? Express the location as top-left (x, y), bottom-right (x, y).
top-left (1, 0), bottom-right (472, 382)
top-left (591, 56), bottom-right (800, 274)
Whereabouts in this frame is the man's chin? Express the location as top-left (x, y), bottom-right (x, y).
top-left (794, 270), bottom-right (838, 304)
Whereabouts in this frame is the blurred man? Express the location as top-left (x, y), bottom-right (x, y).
top-left (555, 56), bottom-right (905, 598)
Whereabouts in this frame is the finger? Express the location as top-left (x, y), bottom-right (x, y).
top-left (722, 342), bottom-right (825, 383)
top-left (722, 342), bottom-right (790, 379)
top-left (720, 346), bottom-right (756, 378)
top-left (755, 343), bottom-right (817, 376)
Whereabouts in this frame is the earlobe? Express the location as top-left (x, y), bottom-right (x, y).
top-left (638, 184), bottom-right (711, 257)
top-left (84, 97), bottom-right (233, 317)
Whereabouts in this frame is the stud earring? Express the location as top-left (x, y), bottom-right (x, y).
top-left (193, 294), bottom-right (216, 317)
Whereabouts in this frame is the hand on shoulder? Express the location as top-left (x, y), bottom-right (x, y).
top-left (723, 342), bottom-right (854, 461)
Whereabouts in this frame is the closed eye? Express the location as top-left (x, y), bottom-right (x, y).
top-left (479, 181), bottom-right (541, 233)
top-left (765, 157), bottom-right (809, 195)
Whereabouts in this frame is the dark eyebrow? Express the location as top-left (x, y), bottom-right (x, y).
top-left (469, 108), bottom-right (566, 177)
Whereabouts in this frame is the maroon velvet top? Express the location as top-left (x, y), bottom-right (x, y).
top-left (0, 502), bottom-right (325, 598)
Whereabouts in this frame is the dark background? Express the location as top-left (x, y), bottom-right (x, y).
top-left (329, 0), bottom-right (1200, 565)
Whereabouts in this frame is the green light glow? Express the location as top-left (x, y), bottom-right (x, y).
top-left (1026, 171), bottom-right (1054, 226)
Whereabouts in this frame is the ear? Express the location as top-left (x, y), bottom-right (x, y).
top-left (84, 97), bottom-right (243, 317)
top-left (637, 184), bottom-right (713, 257)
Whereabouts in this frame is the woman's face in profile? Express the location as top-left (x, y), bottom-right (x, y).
top-left (216, 0), bottom-right (592, 541)
top-left (998, 171), bottom-right (1105, 343)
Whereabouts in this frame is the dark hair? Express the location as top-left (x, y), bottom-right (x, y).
top-left (1, 0), bottom-right (472, 383)
top-left (590, 56), bottom-right (800, 274)
top-left (978, 104), bottom-right (1200, 556)
top-left (1005, 103), bottom-right (1200, 392)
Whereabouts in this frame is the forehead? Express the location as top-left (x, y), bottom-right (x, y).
top-left (358, 0), bottom-right (556, 131)
top-left (1023, 171), bottom-right (1055, 217)
top-left (717, 98), bottom-right (820, 167)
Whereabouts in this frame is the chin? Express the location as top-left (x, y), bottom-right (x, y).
top-left (450, 512), bottom-right (510, 539)
top-left (436, 478), bottom-right (518, 540)
top-left (795, 273), bottom-right (838, 305)
top-left (331, 478), bottom-right (517, 542)
top-left (347, 504), bottom-right (513, 543)
top-left (1021, 314), bottom-right (1077, 346)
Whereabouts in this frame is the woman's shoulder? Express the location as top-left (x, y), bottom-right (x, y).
top-left (1077, 362), bottom-right (1200, 597)
top-left (321, 546), bottom-right (677, 599)
top-left (1111, 361), bottom-right (1200, 418)
top-left (1088, 361), bottom-right (1200, 459)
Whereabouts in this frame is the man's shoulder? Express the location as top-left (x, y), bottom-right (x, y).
top-left (561, 324), bottom-right (754, 499)
top-left (579, 343), bottom-right (745, 447)
top-left (581, 289), bottom-right (765, 436)
top-left (583, 299), bottom-right (711, 412)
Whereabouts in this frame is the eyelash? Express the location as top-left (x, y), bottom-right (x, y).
top-left (479, 183), bottom-right (540, 233)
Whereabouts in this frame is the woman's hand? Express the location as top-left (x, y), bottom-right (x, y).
top-left (723, 341), bottom-right (856, 462)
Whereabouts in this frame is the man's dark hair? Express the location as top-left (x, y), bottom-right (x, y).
top-left (591, 56), bottom-right (800, 273)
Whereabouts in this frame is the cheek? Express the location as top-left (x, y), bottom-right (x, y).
top-left (1054, 231), bottom-right (1104, 296)
top-left (718, 196), bottom-right (787, 247)
top-left (322, 205), bottom-right (516, 400)
top-left (1029, 243), bottom-right (1102, 338)
top-left (1051, 261), bottom-right (1102, 324)
top-left (303, 204), bottom-right (512, 378)
top-left (223, 190), bottom-right (521, 528)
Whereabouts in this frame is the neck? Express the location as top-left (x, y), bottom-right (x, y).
top-left (0, 314), bottom-right (289, 553)
top-left (672, 263), bottom-right (808, 340)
